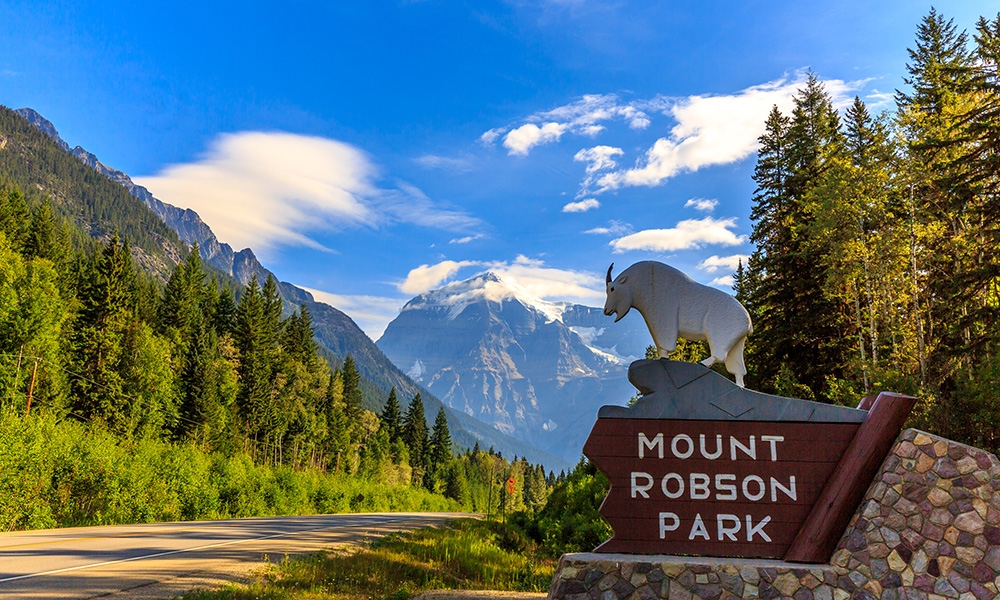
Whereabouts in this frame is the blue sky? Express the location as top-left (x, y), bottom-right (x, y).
top-left (1, 0), bottom-right (992, 338)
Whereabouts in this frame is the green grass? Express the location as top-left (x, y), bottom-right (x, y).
top-left (179, 519), bottom-right (555, 600)
top-left (0, 411), bottom-right (457, 532)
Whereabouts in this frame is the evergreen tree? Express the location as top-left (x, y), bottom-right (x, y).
top-left (235, 275), bottom-right (274, 441)
top-left (213, 284), bottom-right (237, 335)
top-left (379, 387), bottom-right (402, 441)
top-left (402, 393), bottom-right (428, 471)
top-left (0, 187), bottom-right (29, 250)
top-left (25, 199), bottom-right (60, 262)
top-left (70, 233), bottom-right (138, 431)
top-left (341, 354), bottom-right (363, 422)
top-left (428, 407), bottom-right (453, 471)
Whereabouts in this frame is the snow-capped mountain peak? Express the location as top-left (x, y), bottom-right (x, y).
top-left (401, 271), bottom-right (567, 324)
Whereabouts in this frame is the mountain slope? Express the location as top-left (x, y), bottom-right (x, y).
top-left (377, 272), bottom-right (650, 462)
top-left (6, 106), bottom-right (569, 471)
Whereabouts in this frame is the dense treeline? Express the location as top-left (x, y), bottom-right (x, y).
top-left (0, 184), bottom-right (553, 529)
top-left (734, 9), bottom-right (1000, 453)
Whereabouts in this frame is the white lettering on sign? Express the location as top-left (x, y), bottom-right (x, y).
top-left (690, 473), bottom-right (711, 499)
top-left (730, 435), bottom-right (756, 460)
top-left (689, 514), bottom-right (710, 540)
top-left (747, 515), bottom-right (772, 542)
top-left (631, 472), bottom-right (653, 498)
top-left (639, 433), bottom-right (664, 459)
top-left (742, 475), bottom-right (766, 501)
top-left (761, 435), bottom-right (784, 461)
top-left (661, 473), bottom-right (684, 499)
top-left (631, 431), bottom-right (792, 545)
top-left (717, 514), bottom-right (741, 541)
top-left (637, 432), bottom-right (784, 462)
top-left (659, 512), bottom-right (679, 538)
top-left (671, 434), bottom-right (694, 459)
top-left (700, 434), bottom-right (723, 459)
top-left (715, 474), bottom-right (737, 500)
top-left (771, 476), bottom-right (797, 501)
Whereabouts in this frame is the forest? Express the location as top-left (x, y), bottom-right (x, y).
top-left (0, 187), bottom-right (555, 530)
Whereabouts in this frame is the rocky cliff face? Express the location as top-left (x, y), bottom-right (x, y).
top-left (377, 272), bottom-right (649, 461)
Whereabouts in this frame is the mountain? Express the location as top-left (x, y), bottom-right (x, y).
top-left (6, 105), bottom-right (571, 471)
top-left (377, 271), bottom-right (651, 462)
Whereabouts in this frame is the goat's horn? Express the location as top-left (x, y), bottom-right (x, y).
top-left (606, 263), bottom-right (614, 284)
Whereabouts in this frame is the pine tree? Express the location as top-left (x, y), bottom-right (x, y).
top-left (0, 187), bottom-right (29, 250)
top-left (428, 407), bottom-right (453, 470)
top-left (402, 393), bottom-right (428, 471)
top-left (341, 354), bottom-right (363, 423)
top-left (379, 387), bottom-right (402, 441)
top-left (25, 199), bottom-right (60, 262)
top-left (235, 275), bottom-right (274, 441)
top-left (747, 76), bottom-right (855, 396)
top-left (70, 233), bottom-right (138, 430)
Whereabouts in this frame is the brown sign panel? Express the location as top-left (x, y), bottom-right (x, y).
top-left (583, 418), bottom-right (860, 558)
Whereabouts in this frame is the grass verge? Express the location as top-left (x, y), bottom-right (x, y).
top-left (180, 518), bottom-right (556, 600)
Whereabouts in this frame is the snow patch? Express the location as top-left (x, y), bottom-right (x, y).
top-left (407, 359), bottom-right (426, 379)
top-left (569, 326), bottom-right (605, 345)
top-left (401, 271), bottom-right (568, 323)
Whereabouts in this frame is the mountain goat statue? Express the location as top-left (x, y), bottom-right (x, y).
top-left (604, 260), bottom-right (753, 387)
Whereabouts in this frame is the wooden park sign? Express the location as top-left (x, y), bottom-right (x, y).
top-left (583, 359), bottom-right (915, 563)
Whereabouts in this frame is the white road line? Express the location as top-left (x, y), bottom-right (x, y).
top-left (0, 515), bottom-right (414, 584)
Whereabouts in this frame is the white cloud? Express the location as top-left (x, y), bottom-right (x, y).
top-left (414, 154), bottom-right (474, 172)
top-left (378, 181), bottom-right (483, 233)
top-left (574, 146), bottom-right (624, 173)
top-left (697, 254), bottom-right (750, 273)
top-left (302, 287), bottom-right (405, 341)
top-left (596, 76), bottom-right (857, 192)
top-left (610, 217), bottom-right (746, 253)
top-left (486, 260), bottom-right (604, 304)
top-left (135, 132), bottom-right (377, 255)
top-left (398, 257), bottom-right (605, 306)
top-left (480, 127), bottom-right (506, 145)
top-left (486, 93), bottom-right (659, 156)
top-left (136, 132), bottom-right (482, 257)
top-left (503, 122), bottom-right (568, 155)
top-left (562, 198), bottom-right (600, 213)
top-left (584, 219), bottom-right (632, 236)
top-left (685, 198), bottom-right (718, 212)
top-left (710, 276), bottom-right (735, 287)
top-left (450, 233), bottom-right (484, 244)
top-left (399, 260), bottom-right (479, 295)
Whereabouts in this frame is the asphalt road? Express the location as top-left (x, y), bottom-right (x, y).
top-left (0, 512), bottom-right (472, 599)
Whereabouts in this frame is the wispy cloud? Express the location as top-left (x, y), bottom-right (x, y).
top-left (399, 260), bottom-right (480, 295)
top-left (136, 131), bottom-right (483, 257)
top-left (562, 198), bottom-right (600, 213)
top-left (584, 219), bottom-right (632, 236)
top-left (302, 287), bottom-right (405, 341)
top-left (399, 256), bottom-right (605, 305)
top-left (684, 198), bottom-right (718, 212)
top-left (697, 254), bottom-right (750, 273)
top-left (487, 93), bottom-right (660, 156)
top-left (136, 132), bottom-right (377, 255)
top-left (610, 217), bottom-right (746, 253)
top-left (450, 233), bottom-right (485, 244)
top-left (414, 154), bottom-right (475, 172)
top-left (596, 75), bottom-right (857, 192)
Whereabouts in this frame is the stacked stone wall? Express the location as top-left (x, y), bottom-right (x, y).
top-left (548, 429), bottom-right (1000, 600)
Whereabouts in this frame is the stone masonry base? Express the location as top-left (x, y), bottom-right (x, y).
top-left (548, 429), bottom-right (1000, 600)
